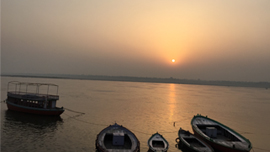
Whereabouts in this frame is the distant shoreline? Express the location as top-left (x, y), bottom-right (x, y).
top-left (1, 74), bottom-right (270, 89)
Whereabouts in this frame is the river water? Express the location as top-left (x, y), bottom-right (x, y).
top-left (1, 76), bottom-right (270, 152)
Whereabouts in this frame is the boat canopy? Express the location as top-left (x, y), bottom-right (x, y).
top-left (7, 81), bottom-right (59, 96)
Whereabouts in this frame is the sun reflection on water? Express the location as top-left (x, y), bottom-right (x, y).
top-left (168, 84), bottom-right (176, 122)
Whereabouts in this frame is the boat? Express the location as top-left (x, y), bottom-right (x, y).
top-left (191, 114), bottom-right (252, 152)
top-left (95, 123), bottom-right (140, 152)
top-left (6, 81), bottom-right (64, 116)
top-left (148, 132), bottom-right (169, 152)
top-left (178, 128), bottom-right (214, 152)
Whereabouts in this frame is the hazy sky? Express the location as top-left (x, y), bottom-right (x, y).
top-left (2, 0), bottom-right (270, 82)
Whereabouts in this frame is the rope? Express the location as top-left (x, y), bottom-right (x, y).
top-left (61, 112), bottom-right (270, 152)
top-left (169, 117), bottom-right (192, 124)
top-left (61, 109), bottom-right (270, 152)
top-left (63, 112), bottom-right (108, 127)
top-left (128, 126), bottom-right (178, 135)
top-left (235, 129), bottom-right (270, 136)
top-left (158, 130), bottom-right (178, 134)
top-left (253, 147), bottom-right (270, 152)
top-left (62, 107), bottom-right (107, 126)
top-left (2, 99), bottom-right (269, 152)
top-left (64, 107), bottom-right (85, 114)
top-left (62, 109), bottom-right (179, 131)
top-left (129, 129), bottom-right (152, 135)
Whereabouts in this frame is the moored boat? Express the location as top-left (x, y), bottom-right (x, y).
top-left (178, 128), bottom-right (214, 152)
top-left (6, 81), bottom-right (64, 116)
top-left (95, 123), bottom-right (140, 152)
top-left (191, 114), bottom-right (252, 152)
top-left (148, 132), bottom-right (169, 152)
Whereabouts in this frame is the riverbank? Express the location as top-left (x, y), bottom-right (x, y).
top-left (1, 74), bottom-right (269, 89)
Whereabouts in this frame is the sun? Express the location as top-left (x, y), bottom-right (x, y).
top-left (172, 59), bottom-right (175, 63)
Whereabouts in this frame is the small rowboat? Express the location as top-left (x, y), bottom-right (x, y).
top-left (95, 123), bottom-right (140, 152)
top-left (178, 128), bottom-right (214, 152)
top-left (148, 132), bottom-right (169, 152)
top-left (191, 114), bottom-right (252, 152)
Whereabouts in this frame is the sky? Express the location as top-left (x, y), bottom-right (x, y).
top-left (1, 0), bottom-right (270, 82)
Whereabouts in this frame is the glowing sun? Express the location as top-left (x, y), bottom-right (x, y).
top-left (172, 59), bottom-right (175, 63)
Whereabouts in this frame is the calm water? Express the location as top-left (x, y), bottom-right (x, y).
top-left (1, 76), bottom-right (270, 152)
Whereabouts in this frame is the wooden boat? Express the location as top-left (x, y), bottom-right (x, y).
top-left (148, 132), bottom-right (169, 152)
top-left (6, 81), bottom-right (64, 116)
top-left (95, 123), bottom-right (140, 152)
top-left (191, 114), bottom-right (252, 152)
top-left (178, 128), bottom-right (214, 152)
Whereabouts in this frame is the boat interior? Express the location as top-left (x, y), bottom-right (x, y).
top-left (184, 138), bottom-right (205, 147)
top-left (103, 133), bottom-right (132, 149)
top-left (197, 125), bottom-right (241, 142)
top-left (151, 140), bottom-right (165, 148)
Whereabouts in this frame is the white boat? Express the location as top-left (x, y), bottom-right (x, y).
top-left (148, 132), bottom-right (169, 152)
top-left (95, 123), bottom-right (140, 152)
top-left (191, 114), bottom-right (252, 152)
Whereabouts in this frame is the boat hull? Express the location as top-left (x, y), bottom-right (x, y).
top-left (148, 133), bottom-right (169, 152)
top-left (191, 115), bottom-right (252, 152)
top-left (6, 101), bottom-right (64, 116)
top-left (193, 130), bottom-right (249, 152)
top-left (178, 129), bottom-right (213, 152)
top-left (178, 142), bottom-right (204, 152)
top-left (96, 123), bottom-right (140, 152)
top-left (147, 148), bottom-right (167, 152)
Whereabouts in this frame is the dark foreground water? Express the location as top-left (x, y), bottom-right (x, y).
top-left (1, 76), bottom-right (270, 152)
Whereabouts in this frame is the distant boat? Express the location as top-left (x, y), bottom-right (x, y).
top-left (6, 81), bottom-right (64, 116)
top-left (95, 123), bottom-right (140, 152)
top-left (148, 132), bottom-right (169, 152)
top-left (191, 114), bottom-right (252, 152)
top-left (178, 128), bottom-right (214, 152)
